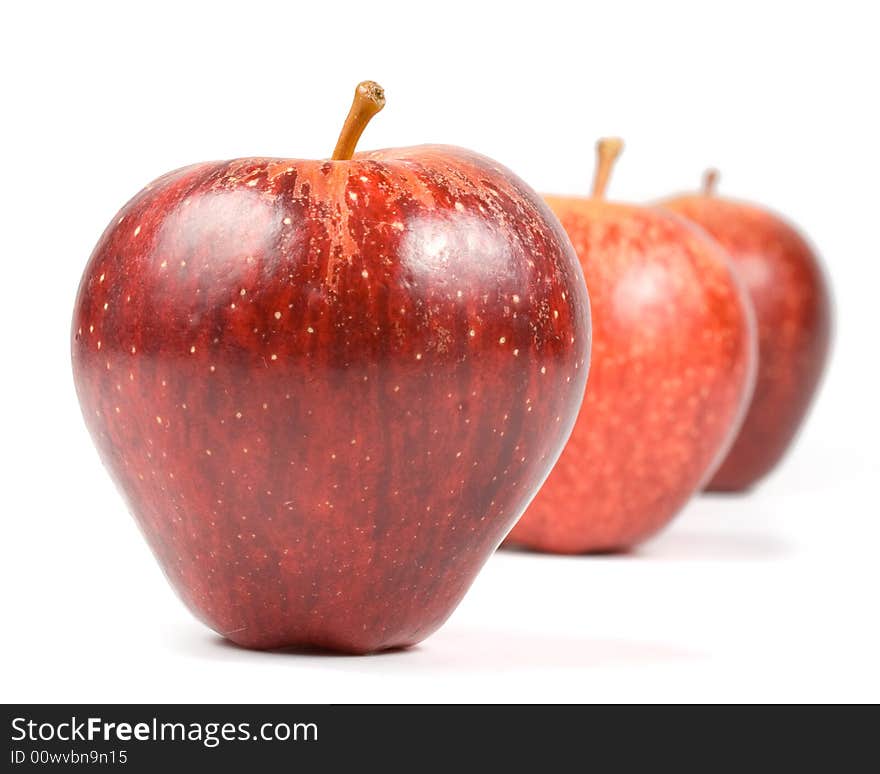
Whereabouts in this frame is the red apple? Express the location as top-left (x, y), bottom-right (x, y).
top-left (71, 82), bottom-right (590, 652)
top-left (662, 171), bottom-right (832, 490)
top-left (506, 140), bottom-right (756, 554)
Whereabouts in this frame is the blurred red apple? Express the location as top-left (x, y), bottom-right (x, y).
top-left (506, 140), bottom-right (756, 554)
top-left (663, 170), bottom-right (832, 490)
top-left (71, 82), bottom-right (591, 652)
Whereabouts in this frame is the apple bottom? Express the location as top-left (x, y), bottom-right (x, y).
top-left (150, 522), bottom-right (504, 654)
top-left (177, 580), bottom-right (469, 655)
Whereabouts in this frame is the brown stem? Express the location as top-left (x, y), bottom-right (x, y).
top-left (702, 168), bottom-right (720, 196)
top-left (331, 81), bottom-right (386, 161)
top-left (591, 137), bottom-right (624, 198)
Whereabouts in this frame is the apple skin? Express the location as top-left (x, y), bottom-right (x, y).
top-left (506, 199), bottom-right (756, 554)
top-left (662, 194), bottom-right (832, 490)
top-left (71, 145), bottom-right (590, 652)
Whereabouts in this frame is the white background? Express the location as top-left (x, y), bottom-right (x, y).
top-left (2, 0), bottom-right (878, 703)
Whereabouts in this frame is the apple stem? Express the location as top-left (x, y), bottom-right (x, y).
top-left (591, 138), bottom-right (624, 199)
top-left (331, 81), bottom-right (386, 161)
top-left (703, 168), bottom-right (720, 196)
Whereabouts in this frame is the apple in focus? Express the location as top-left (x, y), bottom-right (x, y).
top-left (71, 82), bottom-right (591, 652)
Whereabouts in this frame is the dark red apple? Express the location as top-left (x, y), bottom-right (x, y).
top-left (506, 140), bottom-right (756, 554)
top-left (662, 171), bottom-right (832, 490)
top-left (71, 82), bottom-right (590, 652)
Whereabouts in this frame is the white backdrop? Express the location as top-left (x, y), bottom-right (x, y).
top-left (2, 0), bottom-right (877, 702)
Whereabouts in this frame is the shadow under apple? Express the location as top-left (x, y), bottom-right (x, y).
top-left (171, 626), bottom-right (700, 672)
top-left (638, 529), bottom-right (791, 561)
top-left (501, 528), bottom-right (790, 562)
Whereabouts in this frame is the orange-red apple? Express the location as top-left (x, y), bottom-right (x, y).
top-left (507, 141), bottom-right (756, 554)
